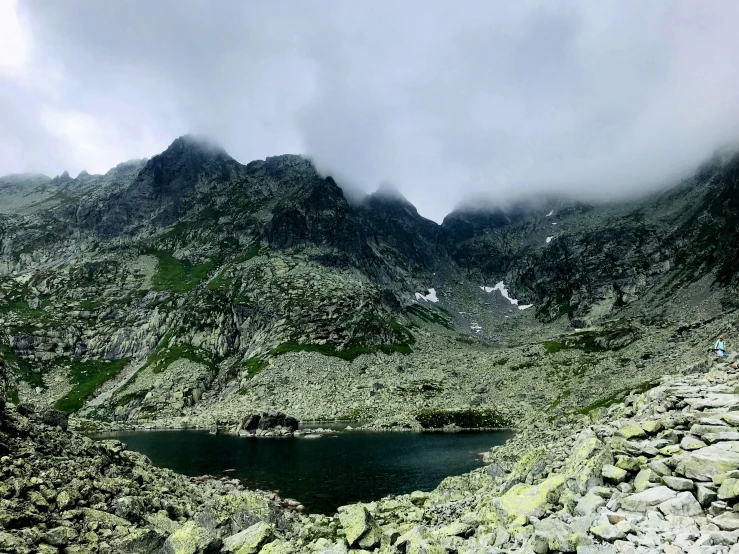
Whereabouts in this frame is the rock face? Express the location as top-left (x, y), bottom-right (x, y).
top-left (2, 134), bottom-right (739, 429)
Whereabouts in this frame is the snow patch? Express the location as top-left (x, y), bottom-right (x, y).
top-left (470, 322), bottom-right (482, 333)
top-left (545, 210), bottom-right (554, 217)
top-left (551, 222), bottom-right (557, 225)
top-left (480, 282), bottom-right (533, 310)
top-left (546, 236), bottom-right (553, 244)
top-left (415, 288), bottom-right (438, 303)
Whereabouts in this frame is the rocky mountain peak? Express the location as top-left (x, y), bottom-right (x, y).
top-left (51, 170), bottom-right (72, 184)
top-left (163, 134), bottom-right (231, 160)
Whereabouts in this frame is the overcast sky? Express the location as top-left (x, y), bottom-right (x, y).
top-left (2, 1), bottom-right (739, 221)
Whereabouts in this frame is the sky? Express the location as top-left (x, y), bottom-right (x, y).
top-left (2, 1), bottom-right (739, 222)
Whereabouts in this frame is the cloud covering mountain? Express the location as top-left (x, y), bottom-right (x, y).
top-left (3, 0), bottom-right (739, 221)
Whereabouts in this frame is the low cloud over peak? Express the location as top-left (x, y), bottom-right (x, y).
top-left (3, 1), bottom-right (739, 221)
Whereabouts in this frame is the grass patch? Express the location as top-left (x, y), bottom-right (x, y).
top-left (114, 389), bottom-right (148, 407)
top-left (407, 304), bottom-right (453, 329)
top-left (207, 241), bottom-right (262, 291)
top-left (243, 356), bottom-right (268, 378)
top-left (141, 331), bottom-right (216, 374)
top-left (148, 250), bottom-right (215, 292)
top-left (542, 330), bottom-right (616, 354)
top-left (54, 358), bottom-right (130, 414)
top-left (0, 345), bottom-right (44, 401)
top-left (270, 341), bottom-right (412, 362)
top-left (415, 408), bottom-right (508, 429)
top-left (544, 340), bottom-right (565, 354)
top-left (574, 379), bottom-right (661, 416)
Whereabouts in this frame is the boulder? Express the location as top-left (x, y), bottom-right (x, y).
top-left (602, 465), bottom-right (628, 483)
top-left (41, 409), bottom-right (69, 431)
top-left (222, 522), bottom-right (273, 554)
top-left (162, 521), bottom-right (222, 554)
top-left (718, 478), bottom-right (739, 500)
top-left (535, 517), bottom-right (591, 552)
top-left (239, 412), bottom-right (300, 434)
top-left (590, 520), bottom-right (631, 542)
top-left (696, 484), bottom-right (718, 507)
top-left (662, 476), bottom-right (694, 491)
top-left (42, 526), bottom-right (78, 546)
top-left (618, 424), bottom-right (646, 440)
top-left (337, 505), bottom-right (381, 549)
top-left (574, 493), bottom-right (606, 517)
top-left (713, 512), bottom-right (739, 531)
top-left (620, 487), bottom-right (677, 512)
top-left (657, 492), bottom-right (703, 517)
top-left (680, 435), bottom-right (707, 451)
top-left (493, 474), bottom-right (566, 521)
top-left (676, 442), bottom-right (739, 481)
top-left (633, 469), bottom-right (654, 493)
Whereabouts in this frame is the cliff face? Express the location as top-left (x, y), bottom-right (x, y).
top-left (0, 136), bottom-right (738, 423)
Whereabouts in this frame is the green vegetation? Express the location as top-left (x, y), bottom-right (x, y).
top-left (270, 341), bottom-right (412, 361)
top-left (243, 356), bottom-right (268, 378)
top-left (114, 389), bottom-right (147, 407)
top-left (54, 357), bottom-right (130, 414)
top-left (575, 379), bottom-right (661, 417)
top-left (0, 345), bottom-right (44, 402)
top-left (207, 241), bottom-right (263, 291)
top-left (148, 250), bottom-right (215, 292)
top-left (415, 408), bottom-right (508, 429)
top-left (544, 340), bottom-right (565, 354)
top-left (407, 304), bottom-right (453, 329)
top-left (542, 329), bottom-right (619, 355)
top-left (141, 331), bottom-right (217, 374)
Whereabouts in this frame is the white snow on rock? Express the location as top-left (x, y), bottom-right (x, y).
top-left (546, 236), bottom-right (554, 244)
top-left (545, 210), bottom-right (554, 217)
top-left (480, 282), bottom-right (533, 310)
top-left (415, 288), bottom-right (438, 303)
top-left (551, 222), bottom-right (557, 225)
top-left (470, 322), bottom-right (482, 333)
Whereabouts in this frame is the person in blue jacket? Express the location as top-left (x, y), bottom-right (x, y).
top-left (714, 335), bottom-right (727, 356)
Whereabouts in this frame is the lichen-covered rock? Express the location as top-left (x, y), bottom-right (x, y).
top-left (602, 465), bottom-right (627, 483)
top-left (718, 477), bottom-right (739, 500)
top-left (675, 443), bottom-right (739, 481)
top-left (493, 474), bottom-right (566, 522)
top-left (162, 522), bottom-right (222, 554)
top-left (618, 423), bottom-right (646, 440)
top-left (337, 505), bottom-right (381, 549)
top-left (222, 522), bottom-right (274, 554)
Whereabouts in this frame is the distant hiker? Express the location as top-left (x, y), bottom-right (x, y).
top-left (714, 335), bottom-right (727, 356)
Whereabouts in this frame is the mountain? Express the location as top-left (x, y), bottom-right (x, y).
top-left (0, 136), bottom-right (737, 429)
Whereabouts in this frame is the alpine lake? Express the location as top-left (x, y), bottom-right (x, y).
top-left (94, 426), bottom-right (513, 514)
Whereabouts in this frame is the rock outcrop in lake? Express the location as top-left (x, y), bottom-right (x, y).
top-left (237, 412), bottom-right (300, 437)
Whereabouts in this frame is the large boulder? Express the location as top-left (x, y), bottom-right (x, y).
top-left (222, 522), bottom-right (274, 554)
top-left (675, 442), bottom-right (739, 481)
top-left (162, 521), bottom-right (222, 554)
top-left (620, 487), bottom-right (678, 512)
top-left (41, 409), bottom-right (69, 431)
top-left (493, 474), bottom-right (566, 522)
top-left (337, 504), bottom-right (381, 549)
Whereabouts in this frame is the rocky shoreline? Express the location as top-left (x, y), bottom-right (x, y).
top-left (3, 350), bottom-right (739, 553)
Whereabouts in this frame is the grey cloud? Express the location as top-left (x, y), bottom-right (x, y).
top-left (3, 1), bottom-right (739, 221)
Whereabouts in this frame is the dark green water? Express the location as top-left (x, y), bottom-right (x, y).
top-left (95, 429), bottom-right (512, 514)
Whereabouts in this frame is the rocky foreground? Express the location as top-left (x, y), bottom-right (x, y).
top-left (3, 353), bottom-right (739, 553)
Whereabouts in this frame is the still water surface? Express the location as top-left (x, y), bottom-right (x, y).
top-left (96, 428), bottom-right (512, 514)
